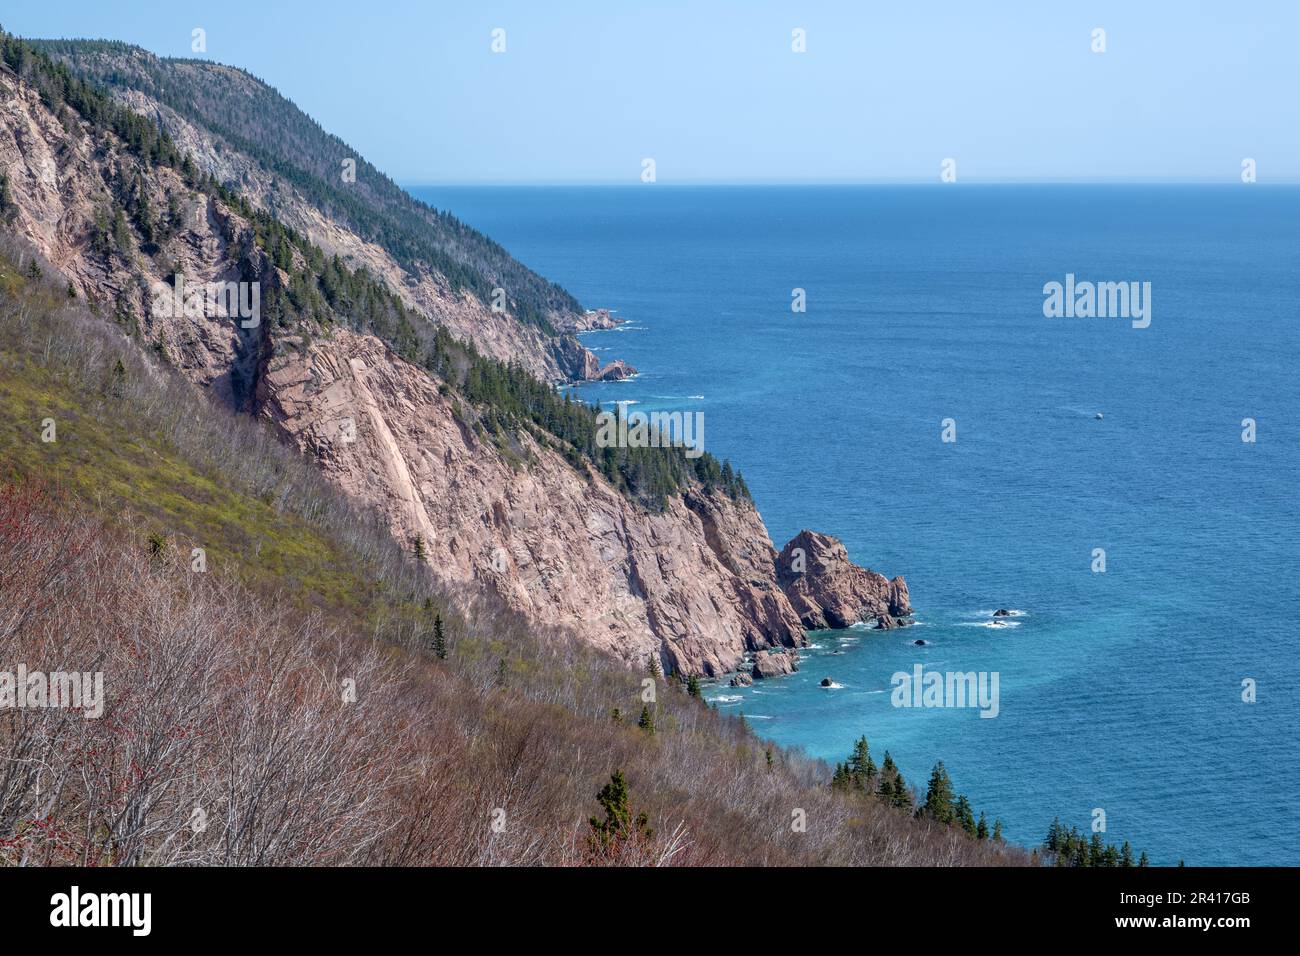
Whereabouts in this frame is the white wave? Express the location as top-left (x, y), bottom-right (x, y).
top-left (820, 681), bottom-right (845, 690)
top-left (713, 694), bottom-right (744, 704)
top-left (958, 620), bottom-right (1022, 629)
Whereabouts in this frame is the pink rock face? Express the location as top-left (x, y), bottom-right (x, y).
top-left (256, 330), bottom-right (806, 677)
top-left (595, 359), bottom-right (637, 381)
top-left (776, 530), bottom-right (912, 630)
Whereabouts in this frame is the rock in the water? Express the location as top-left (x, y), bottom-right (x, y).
top-left (820, 677), bottom-right (833, 687)
top-left (776, 530), bottom-right (911, 629)
top-left (874, 614), bottom-right (898, 630)
top-left (993, 608), bottom-right (1011, 617)
top-left (729, 673), bottom-right (754, 687)
top-left (913, 639), bottom-right (928, 646)
top-left (751, 648), bottom-right (800, 680)
top-left (595, 359), bottom-right (637, 381)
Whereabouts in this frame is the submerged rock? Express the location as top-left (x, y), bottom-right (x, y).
top-left (993, 608), bottom-right (1011, 617)
top-left (820, 677), bottom-right (833, 687)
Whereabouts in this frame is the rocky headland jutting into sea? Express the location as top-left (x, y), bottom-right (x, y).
top-left (0, 36), bottom-right (909, 680)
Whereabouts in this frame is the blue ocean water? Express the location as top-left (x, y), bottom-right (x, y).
top-left (410, 184), bottom-right (1299, 866)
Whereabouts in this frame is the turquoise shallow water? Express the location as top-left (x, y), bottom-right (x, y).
top-left (411, 184), bottom-right (1299, 865)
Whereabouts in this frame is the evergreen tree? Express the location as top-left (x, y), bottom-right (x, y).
top-left (587, 770), bottom-right (653, 854)
top-left (686, 674), bottom-right (702, 699)
top-left (1089, 832), bottom-right (1105, 868)
top-left (637, 705), bottom-right (655, 735)
top-left (992, 819), bottom-right (1004, 843)
top-left (919, 761), bottom-right (956, 825)
top-left (412, 534), bottom-right (427, 562)
top-left (847, 736), bottom-right (877, 791)
top-left (1046, 817), bottom-right (1064, 852)
top-left (1138, 851), bottom-right (1149, 867)
top-left (954, 794), bottom-right (977, 837)
top-left (432, 612), bottom-right (447, 659)
top-left (611, 708), bottom-right (622, 723)
top-left (890, 771), bottom-right (912, 810)
top-left (647, 654), bottom-right (661, 680)
top-left (976, 811), bottom-right (989, 840)
top-left (1120, 841), bottom-right (1134, 867)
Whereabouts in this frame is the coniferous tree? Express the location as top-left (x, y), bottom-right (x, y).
top-left (432, 612), bottom-right (447, 659)
top-left (890, 771), bottom-right (912, 810)
top-left (637, 705), bottom-right (655, 735)
top-left (1138, 851), bottom-right (1149, 867)
top-left (1120, 841), bottom-right (1134, 867)
top-left (412, 534), bottom-right (427, 562)
top-left (918, 761), bottom-right (956, 825)
top-left (686, 674), bottom-right (702, 699)
top-left (847, 736), bottom-right (877, 791)
top-left (976, 811), bottom-right (989, 840)
top-left (587, 770), bottom-right (653, 854)
top-left (1089, 832), bottom-right (1105, 867)
top-left (954, 794), bottom-right (977, 837)
top-left (992, 819), bottom-right (1004, 843)
top-left (647, 654), bottom-right (661, 680)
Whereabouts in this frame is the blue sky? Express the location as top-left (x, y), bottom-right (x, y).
top-left (4, 0), bottom-right (1297, 183)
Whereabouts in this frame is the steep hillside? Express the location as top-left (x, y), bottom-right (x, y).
top-left (0, 237), bottom-right (1024, 866)
top-left (0, 30), bottom-right (908, 677)
top-left (33, 38), bottom-right (620, 382)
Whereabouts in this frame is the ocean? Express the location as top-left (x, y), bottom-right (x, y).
top-left (410, 183), bottom-right (1299, 866)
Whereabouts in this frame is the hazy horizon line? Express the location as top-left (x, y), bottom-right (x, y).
top-left (401, 178), bottom-right (1300, 189)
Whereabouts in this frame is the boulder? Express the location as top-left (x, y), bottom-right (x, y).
top-left (751, 648), bottom-right (799, 680)
top-left (993, 608), bottom-right (1011, 617)
top-left (729, 673), bottom-right (754, 687)
top-left (820, 677), bottom-right (833, 687)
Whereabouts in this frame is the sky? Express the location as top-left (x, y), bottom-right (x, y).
top-left (3, 0), bottom-right (1297, 184)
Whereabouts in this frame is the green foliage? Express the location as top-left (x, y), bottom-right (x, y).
top-left (1043, 818), bottom-right (1148, 868)
top-left (587, 770), bottom-right (653, 855)
top-left (637, 704), bottom-right (655, 735)
top-left (0, 171), bottom-right (15, 221)
top-left (430, 606), bottom-right (447, 660)
top-left (919, 762), bottom-right (956, 825)
top-left (686, 674), bottom-right (702, 699)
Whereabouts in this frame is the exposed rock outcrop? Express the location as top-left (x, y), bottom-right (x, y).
top-left (0, 50), bottom-right (914, 679)
top-left (751, 649), bottom-right (799, 680)
top-left (595, 359), bottom-right (637, 381)
top-left (776, 530), bottom-right (911, 629)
